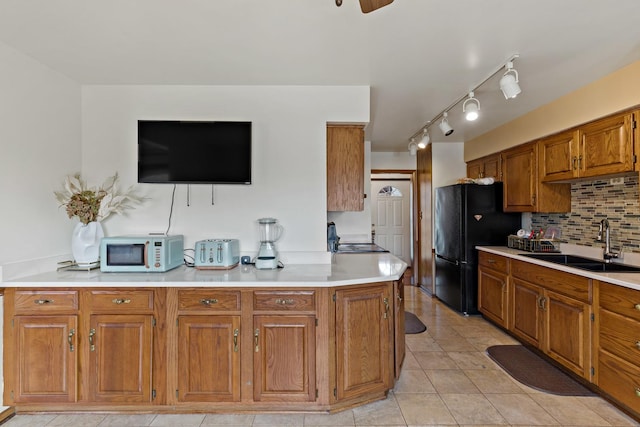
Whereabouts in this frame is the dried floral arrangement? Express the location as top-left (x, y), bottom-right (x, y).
top-left (54, 173), bottom-right (144, 225)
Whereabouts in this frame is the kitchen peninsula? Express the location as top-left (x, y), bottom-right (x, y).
top-left (2, 253), bottom-right (407, 414)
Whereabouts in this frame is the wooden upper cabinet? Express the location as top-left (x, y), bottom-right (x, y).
top-left (502, 142), bottom-right (570, 213)
top-left (467, 154), bottom-right (501, 181)
top-left (327, 125), bottom-right (365, 211)
top-left (541, 112), bottom-right (636, 181)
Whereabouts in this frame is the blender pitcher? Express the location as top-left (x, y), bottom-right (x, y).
top-left (256, 218), bottom-right (283, 269)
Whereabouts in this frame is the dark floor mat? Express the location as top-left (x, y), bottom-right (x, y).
top-left (405, 311), bottom-right (427, 334)
top-left (486, 345), bottom-right (595, 396)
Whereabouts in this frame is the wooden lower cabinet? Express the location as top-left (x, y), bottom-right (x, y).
top-left (478, 253), bottom-right (510, 329)
top-left (4, 282), bottom-right (403, 413)
top-left (334, 284), bottom-right (392, 401)
top-left (510, 261), bottom-right (592, 379)
top-left (13, 315), bottom-right (78, 403)
top-left (253, 315), bottom-right (315, 402)
top-left (177, 315), bottom-right (240, 402)
top-left (88, 314), bottom-right (154, 403)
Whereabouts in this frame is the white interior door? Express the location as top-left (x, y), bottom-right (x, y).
top-left (372, 180), bottom-right (411, 264)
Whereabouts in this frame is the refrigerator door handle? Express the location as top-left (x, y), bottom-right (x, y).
top-left (436, 254), bottom-right (459, 266)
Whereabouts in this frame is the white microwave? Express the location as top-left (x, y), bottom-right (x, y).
top-left (100, 235), bottom-right (184, 272)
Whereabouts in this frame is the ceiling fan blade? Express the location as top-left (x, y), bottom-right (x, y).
top-left (359, 0), bottom-right (394, 13)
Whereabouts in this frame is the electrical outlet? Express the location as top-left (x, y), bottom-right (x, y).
top-left (609, 177), bottom-right (625, 185)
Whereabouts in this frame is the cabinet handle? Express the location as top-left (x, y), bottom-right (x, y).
top-left (635, 341), bottom-right (640, 350)
top-left (397, 293), bottom-right (403, 302)
top-left (636, 387), bottom-right (640, 398)
top-left (275, 298), bottom-right (294, 305)
top-left (383, 297), bottom-right (390, 319)
top-left (254, 329), bottom-right (260, 353)
top-left (200, 298), bottom-right (218, 306)
top-left (578, 155), bottom-right (583, 169)
top-left (112, 298), bottom-right (131, 305)
top-left (68, 329), bottom-right (75, 352)
top-left (634, 304), bottom-right (640, 311)
top-left (540, 296), bottom-right (547, 311)
top-left (531, 194), bottom-right (536, 205)
top-left (34, 299), bottom-right (53, 305)
top-left (501, 281), bottom-right (507, 292)
top-left (572, 156), bottom-right (578, 170)
top-left (487, 259), bottom-right (496, 264)
top-left (89, 328), bottom-right (96, 352)
top-left (233, 328), bottom-right (239, 353)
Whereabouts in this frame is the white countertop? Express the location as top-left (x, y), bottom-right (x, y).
top-left (2, 253), bottom-right (408, 288)
top-left (477, 246), bottom-right (640, 291)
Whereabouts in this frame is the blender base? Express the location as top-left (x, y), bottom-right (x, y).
top-left (255, 257), bottom-right (279, 270)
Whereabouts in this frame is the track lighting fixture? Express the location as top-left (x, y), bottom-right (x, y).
top-left (462, 91), bottom-right (480, 121)
top-left (500, 61), bottom-right (521, 99)
top-left (439, 112), bottom-right (454, 136)
top-left (407, 54), bottom-right (520, 147)
top-left (418, 128), bottom-right (430, 148)
top-left (408, 139), bottom-right (418, 155)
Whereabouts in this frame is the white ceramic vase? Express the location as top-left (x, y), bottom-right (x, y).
top-left (71, 221), bottom-right (104, 265)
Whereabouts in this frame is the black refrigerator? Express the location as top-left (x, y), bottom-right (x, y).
top-left (434, 183), bottom-right (520, 315)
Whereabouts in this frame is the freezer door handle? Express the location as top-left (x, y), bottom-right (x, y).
top-left (436, 254), bottom-right (459, 266)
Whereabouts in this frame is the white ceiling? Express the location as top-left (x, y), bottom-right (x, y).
top-left (1, 0), bottom-right (640, 152)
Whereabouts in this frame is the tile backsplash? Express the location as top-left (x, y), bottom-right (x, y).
top-left (531, 175), bottom-right (640, 253)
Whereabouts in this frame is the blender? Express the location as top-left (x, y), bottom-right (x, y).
top-left (255, 217), bottom-right (283, 269)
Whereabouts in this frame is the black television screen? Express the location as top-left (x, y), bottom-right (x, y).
top-left (138, 120), bottom-right (252, 184)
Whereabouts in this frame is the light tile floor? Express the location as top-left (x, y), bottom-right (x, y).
top-left (3, 286), bottom-right (639, 427)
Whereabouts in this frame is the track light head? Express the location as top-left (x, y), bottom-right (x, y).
top-left (439, 112), bottom-right (454, 136)
top-left (408, 139), bottom-right (418, 155)
top-left (418, 128), bottom-right (430, 148)
top-left (500, 61), bottom-right (521, 99)
top-left (462, 91), bottom-right (480, 121)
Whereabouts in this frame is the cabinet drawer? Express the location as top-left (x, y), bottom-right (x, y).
top-left (599, 281), bottom-right (640, 322)
top-left (599, 308), bottom-right (640, 366)
top-left (178, 289), bottom-right (241, 311)
top-left (253, 291), bottom-right (315, 311)
top-left (479, 252), bottom-right (509, 273)
top-left (88, 290), bottom-right (154, 312)
top-left (14, 290), bottom-right (78, 313)
top-left (598, 350), bottom-right (640, 415)
top-left (512, 260), bottom-right (591, 303)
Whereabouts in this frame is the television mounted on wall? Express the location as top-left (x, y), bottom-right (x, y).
top-left (138, 120), bottom-right (252, 184)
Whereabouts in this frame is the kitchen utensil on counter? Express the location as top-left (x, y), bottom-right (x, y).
top-left (255, 217), bottom-right (283, 269)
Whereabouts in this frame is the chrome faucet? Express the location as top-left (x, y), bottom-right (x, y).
top-left (597, 219), bottom-right (618, 262)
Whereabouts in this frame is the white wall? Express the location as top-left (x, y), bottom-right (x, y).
top-left (371, 151), bottom-right (416, 170)
top-left (432, 142), bottom-right (466, 190)
top-left (81, 85), bottom-right (369, 257)
top-left (0, 41), bottom-right (81, 266)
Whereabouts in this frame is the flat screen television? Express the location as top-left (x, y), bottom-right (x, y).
top-left (138, 120), bottom-right (252, 184)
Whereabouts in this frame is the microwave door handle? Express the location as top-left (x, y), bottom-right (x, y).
top-left (144, 241), bottom-right (150, 269)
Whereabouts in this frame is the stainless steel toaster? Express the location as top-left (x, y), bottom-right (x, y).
top-left (194, 239), bottom-right (240, 269)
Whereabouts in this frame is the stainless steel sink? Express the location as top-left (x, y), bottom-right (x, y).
top-left (336, 243), bottom-right (389, 253)
top-left (522, 253), bottom-right (640, 272)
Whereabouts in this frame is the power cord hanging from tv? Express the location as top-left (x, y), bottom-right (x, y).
top-left (165, 184), bottom-right (177, 235)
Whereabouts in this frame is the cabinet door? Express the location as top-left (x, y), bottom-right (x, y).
top-left (579, 112), bottom-right (634, 178)
top-left (253, 315), bottom-right (316, 402)
top-left (478, 266), bottom-right (509, 329)
top-left (13, 316), bottom-right (77, 403)
top-left (483, 154), bottom-right (502, 181)
top-left (327, 125), bottom-right (365, 211)
top-left (335, 284), bottom-right (392, 401)
top-left (501, 143), bottom-right (537, 212)
top-left (543, 290), bottom-right (591, 379)
top-left (88, 314), bottom-right (153, 402)
top-left (177, 315), bottom-right (240, 402)
top-left (510, 278), bottom-right (543, 347)
top-left (394, 281), bottom-right (406, 379)
top-left (466, 158), bottom-right (483, 180)
top-left (539, 130), bottom-right (579, 182)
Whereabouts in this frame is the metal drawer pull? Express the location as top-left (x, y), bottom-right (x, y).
top-left (635, 341), bottom-right (640, 350)
top-left (635, 304), bottom-right (640, 311)
top-left (112, 298), bottom-right (131, 305)
top-left (233, 328), bottom-right (239, 352)
top-left (636, 387), bottom-right (640, 398)
top-left (275, 298), bottom-right (294, 305)
top-left (68, 329), bottom-right (75, 352)
top-left (200, 298), bottom-right (218, 306)
top-left (34, 299), bottom-right (53, 305)
top-left (383, 297), bottom-right (390, 319)
top-left (487, 259), bottom-right (496, 263)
